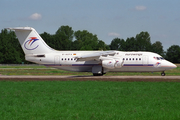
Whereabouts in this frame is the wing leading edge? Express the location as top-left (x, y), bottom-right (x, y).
top-left (75, 51), bottom-right (117, 61)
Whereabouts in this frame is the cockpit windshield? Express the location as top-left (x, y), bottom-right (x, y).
top-left (160, 57), bottom-right (164, 60)
top-left (153, 57), bottom-right (164, 60)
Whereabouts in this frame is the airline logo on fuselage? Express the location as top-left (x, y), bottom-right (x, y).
top-left (154, 62), bottom-right (161, 67)
top-left (24, 37), bottom-right (39, 50)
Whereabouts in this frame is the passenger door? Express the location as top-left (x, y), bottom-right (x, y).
top-left (54, 56), bottom-right (60, 64)
top-left (142, 56), bottom-right (148, 66)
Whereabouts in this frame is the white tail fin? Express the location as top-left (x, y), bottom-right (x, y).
top-left (8, 27), bottom-right (53, 55)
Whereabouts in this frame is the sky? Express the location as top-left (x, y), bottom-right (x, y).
top-left (0, 0), bottom-right (180, 51)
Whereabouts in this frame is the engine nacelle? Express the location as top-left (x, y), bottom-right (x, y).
top-left (102, 59), bottom-right (123, 69)
top-left (114, 59), bottom-right (123, 68)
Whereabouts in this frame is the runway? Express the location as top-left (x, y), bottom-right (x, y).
top-left (0, 75), bottom-right (180, 82)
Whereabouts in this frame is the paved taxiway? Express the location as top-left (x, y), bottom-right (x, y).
top-left (0, 75), bottom-right (180, 82)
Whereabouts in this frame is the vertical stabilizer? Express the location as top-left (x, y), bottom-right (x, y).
top-left (8, 27), bottom-right (53, 55)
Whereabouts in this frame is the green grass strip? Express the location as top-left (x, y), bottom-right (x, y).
top-left (0, 64), bottom-right (179, 76)
top-left (0, 81), bottom-right (180, 119)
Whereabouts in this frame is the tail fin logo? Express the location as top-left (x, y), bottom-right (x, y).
top-left (24, 37), bottom-right (39, 50)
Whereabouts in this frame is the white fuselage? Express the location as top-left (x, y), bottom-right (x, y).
top-left (9, 27), bottom-right (177, 76)
top-left (26, 51), bottom-right (176, 73)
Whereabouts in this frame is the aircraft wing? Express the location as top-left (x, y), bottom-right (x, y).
top-left (75, 51), bottom-right (116, 61)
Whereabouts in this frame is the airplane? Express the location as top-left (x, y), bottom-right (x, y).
top-left (8, 27), bottom-right (177, 76)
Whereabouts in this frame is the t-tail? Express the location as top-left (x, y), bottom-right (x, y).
top-left (8, 27), bottom-right (54, 63)
top-left (8, 27), bottom-right (53, 54)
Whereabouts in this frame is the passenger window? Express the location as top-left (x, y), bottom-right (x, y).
top-left (136, 58), bottom-right (138, 60)
top-left (123, 58), bottom-right (125, 60)
top-left (129, 58), bottom-right (131, 60)
top-left (65, 58), bottom-right (66, 60)
top-left (126, 58), bottom-right (128, 60)
top-left (133, 58), bottom-right (134, 60)
top-left (139, 58), bottom-right (141, 60)
top-left (62, 58), bottom-right (63, 61)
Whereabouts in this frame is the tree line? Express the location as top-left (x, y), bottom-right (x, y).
top-left (0, 25), bottom-right (180, 63)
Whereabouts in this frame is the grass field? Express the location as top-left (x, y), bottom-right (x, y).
top-left (0, 65), bottom-right (180, 119)
top-left (0, 64), bottom-right (179, 76)
top-left (1, 81), bottom-right (180, 120)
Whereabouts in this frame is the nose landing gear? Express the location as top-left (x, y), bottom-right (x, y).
top-left (161, 71), bottom-right (165, 76)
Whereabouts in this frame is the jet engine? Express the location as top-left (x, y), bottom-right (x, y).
top-left (102, 59), bottom-right (123, 69)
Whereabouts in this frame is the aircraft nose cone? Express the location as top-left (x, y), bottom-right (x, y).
top-left (172, 63), bottom-right (177, 68)
top-left (168, 62), bottom-right (177, 68)
top-left (165, 61), bottom-right (177, 70)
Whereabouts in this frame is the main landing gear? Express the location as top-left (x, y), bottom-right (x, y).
top-left (93, 73), bottom-right (106, 76)
top-left (161, 71), bottom-right (165, 76)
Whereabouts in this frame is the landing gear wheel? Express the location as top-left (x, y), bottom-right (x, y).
top-left (161, 72), bottom-right (165, 76)
top-left (93, 73), bottom-right (103, 76)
